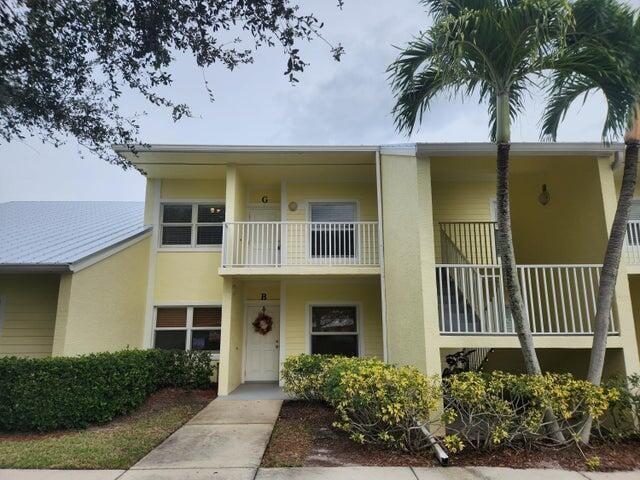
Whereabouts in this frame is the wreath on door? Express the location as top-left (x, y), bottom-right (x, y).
top-left (252, 306), bottom-right (273, 335)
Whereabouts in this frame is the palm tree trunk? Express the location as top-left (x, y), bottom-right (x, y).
top-left (581, 141), bottom-right (639, 444)
top-left (496, 145), bottom-right (542, 373)
top-left (496, 141), bottom-right (565, 443)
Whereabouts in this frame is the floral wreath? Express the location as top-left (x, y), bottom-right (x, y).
top-left (252, 306), bottom-right (273, 335)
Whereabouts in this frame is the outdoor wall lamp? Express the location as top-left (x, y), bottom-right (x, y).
top-left (538, 184), bottom-right (550, 206)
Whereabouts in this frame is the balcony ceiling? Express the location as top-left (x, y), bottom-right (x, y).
top-left (116, 148), bottom-right (376, 180)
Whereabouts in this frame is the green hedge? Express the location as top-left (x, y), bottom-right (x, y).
top-left (0, 349), bottom-right (216, 432)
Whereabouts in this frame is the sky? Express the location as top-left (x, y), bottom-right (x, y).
top-left (1, 0), bottom-right (636, 202)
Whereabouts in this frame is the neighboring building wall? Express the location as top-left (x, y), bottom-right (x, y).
top-left (283, 279), bottom-right (383, 359)
top-left (0, 274), bottom-right (60, 358)
top-left (52, 237), bottom-right (150, 356)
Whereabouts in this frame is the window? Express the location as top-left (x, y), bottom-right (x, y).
top-left (309, 202), bottom-right (357, 258)
top-left (310, 305), bottom-right (359, 357)
top-left (154, 306), bottom-right (222, 354)
top-left (161, 203), bottom-right (225, 247)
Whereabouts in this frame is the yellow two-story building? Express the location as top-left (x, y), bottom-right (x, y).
top-left (2, 143), bottom-right (639, 396)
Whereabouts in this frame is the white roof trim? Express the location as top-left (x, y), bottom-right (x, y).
top-left (417, 142), bottom-right (624, 156)
top-left (114, 142), bottom-right (625, 158)
top-left (113, 144), bottom-right (380, 154)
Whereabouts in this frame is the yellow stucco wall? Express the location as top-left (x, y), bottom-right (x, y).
top-left (511, 156), bottom-right (608, 264)
top-left (431, 155), bottom-right (609, 265)
top-left (285, 182), bottom-right (378, 221)
top-left (283, 279), bottom-right (383, 359)
top-left (161, 179), bottom-right (226, 200)
top-left (0, 274), bottom-right (60, 358)
top-left (154, 252), bottom-right (223, 303)
top-left (52, 237), bottom-right (150, 356)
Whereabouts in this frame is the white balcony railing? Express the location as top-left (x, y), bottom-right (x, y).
top-left (222, 221), bottom-right (380, 268)
top-left (627, 220), bottom-right (640, 264)
top-left (437, 264), bottom-right (618, 335)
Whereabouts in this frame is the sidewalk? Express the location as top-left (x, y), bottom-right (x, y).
top-left (1, 466), bottom-right (638, 480)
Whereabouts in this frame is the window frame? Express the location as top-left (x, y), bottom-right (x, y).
top-left (308, 303), bottom-right (362, 357)
top-left (153, 305), bottom-right (222, 357)
top-left (159, 201), bottom-right (225, 249)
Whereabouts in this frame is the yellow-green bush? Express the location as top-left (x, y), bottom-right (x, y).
top-left (284, 354), bottom-right (441, 452)
top-left (443, 371), bottom-right (619, 450)
top-left (282, 355), bottom-right (623, 456)
top-left (281, 353), bottom-right (334, 401)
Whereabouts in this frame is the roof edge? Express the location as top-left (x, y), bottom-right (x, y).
top-left (417, 142), bottom-right (624, 157)
top-left (113, 144), bottom-right (381, 155)
top-left (0, 264), bottom-right (70, 273)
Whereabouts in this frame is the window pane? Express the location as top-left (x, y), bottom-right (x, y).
top-left (312, 306), bottom-right (357, 332)
top-left (191, 330), bottom-right (221, 352)
top-left (156, 307), bottom-right (187, 327)
top-left (163, 204), bottom-right (192, 223)
top-left (193, 307), bottom-right (222, 327)
top-left (162, 226), bottom-right (192, 245)
top-left (198, 204), bottom-right (225, 223)
top-left (155, 330), bottom-right (186, 350)
top-left (311, 335), bottom-right (358, 357)
top-left (197, 225), bottom-right (223, 245)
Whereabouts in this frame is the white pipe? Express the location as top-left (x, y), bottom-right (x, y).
top-left (375, 149), bottom-right (389, 363)
top-left (419, 424), bottom-right (449, 466)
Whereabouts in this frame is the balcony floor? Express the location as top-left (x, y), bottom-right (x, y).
top-left (218, 265), bottom-right (381, 277)
top-left (438, 334), bottom-right (623, 350)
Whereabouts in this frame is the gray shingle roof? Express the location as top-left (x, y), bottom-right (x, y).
top-left (0, 201), bottom-right (149, 269)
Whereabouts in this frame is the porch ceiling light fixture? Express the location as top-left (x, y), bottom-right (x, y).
top-left (538, 184), bottom-right (550, 206)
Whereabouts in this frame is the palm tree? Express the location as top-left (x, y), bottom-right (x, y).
top-left (388, 0), bottom-right (573, 443)
top-left (541, 0), bottom-right (640, 443)
top-left (389, 0), bottom-right (571, 375)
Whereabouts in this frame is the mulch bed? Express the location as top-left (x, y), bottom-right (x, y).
top-left (261, 400), bottom-right (640, 471)
top-left (0, 387), bottom-right (217, 442)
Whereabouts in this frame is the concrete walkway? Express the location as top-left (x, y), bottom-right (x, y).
top-left (1, 467), bottom-right (639, 480)
top-left (120, 397), bottom-right (282, 479)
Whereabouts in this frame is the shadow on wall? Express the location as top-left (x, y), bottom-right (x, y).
top-left (478, 348), bottom-right (626, 380)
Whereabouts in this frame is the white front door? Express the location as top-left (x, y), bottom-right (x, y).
top-left (247, 207), bottom-right (281, 266)
top-left (245, 303), bottom-right (280, 381)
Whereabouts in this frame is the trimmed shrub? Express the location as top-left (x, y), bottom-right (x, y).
top-left (0, 349), bottom-right (216, 432)
top-left (281, 353), bottom-right (334, 400)
top-left (442, 371), bottom-right (619, 451)
top-left (283, 354), bottom-right (441, 452)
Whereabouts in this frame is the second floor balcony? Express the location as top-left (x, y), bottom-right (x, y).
top-left (220, 221), bottom-right (380, 273)
top-left (438, 221), bottom-right (619, 337)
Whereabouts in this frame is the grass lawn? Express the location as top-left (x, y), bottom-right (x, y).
top-left (0, 388), bottom-right (216, 469)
